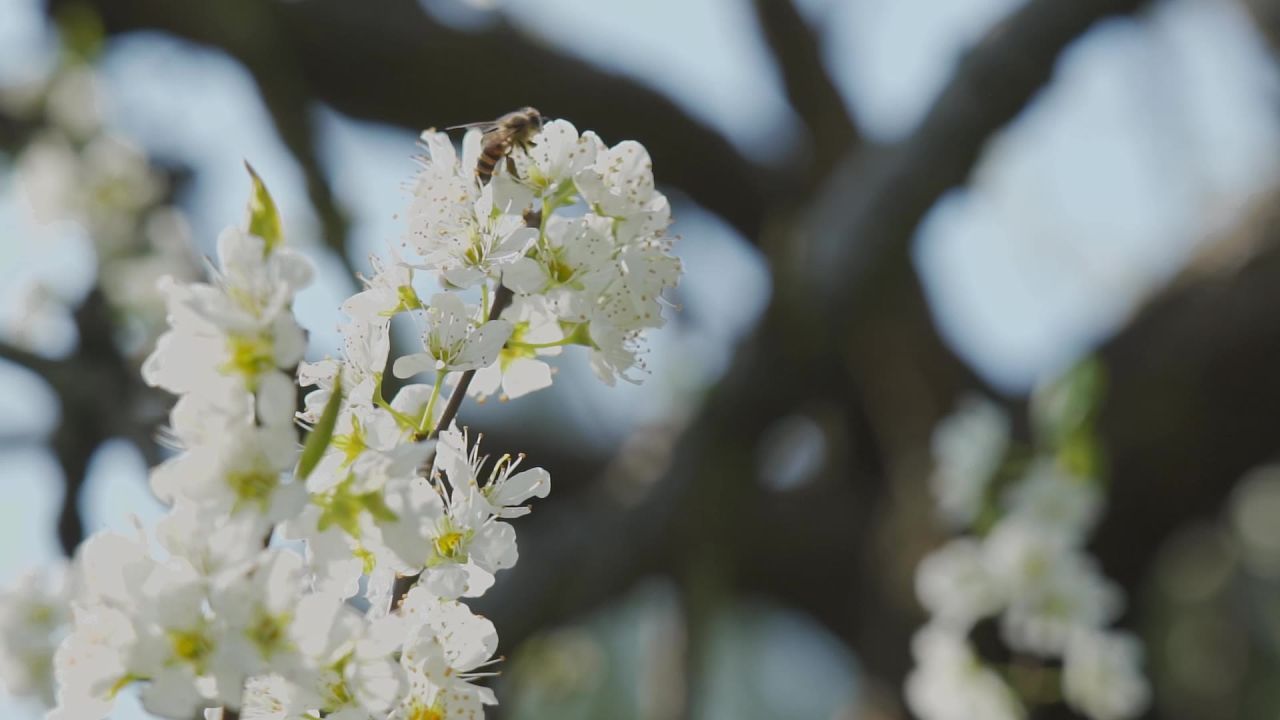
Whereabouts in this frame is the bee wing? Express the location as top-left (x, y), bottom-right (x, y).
top-left (445, 120), bottom-right (501, 132)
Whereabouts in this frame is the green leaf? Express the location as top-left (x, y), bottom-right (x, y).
top-left (297, 376), bottom-right (343, 482)
top-left (244, 162), bottom-right (284, 252)
top-left (359, 491), bottom-right (399, 524)
top-left (1032, 356), bottom-right (1106, 447)
top-left (56, 4), bottom-right (105, 62)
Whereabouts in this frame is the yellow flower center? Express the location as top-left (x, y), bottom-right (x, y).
top-left (434, 530), bottom-right (466, 561)
top-left (223, 333), bottom-right (275, 382)
top-left (168, 628), bottom-right (212, 669)
top-left (227, 468), bottom-right (278, 511)
top-left (408, 700), bottom-right (445, 720)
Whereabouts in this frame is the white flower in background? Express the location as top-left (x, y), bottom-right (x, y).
top-left (49, 604), bottom-right (133, 720)
top-left (0, 566), bottom-right (70, 706)
top-left (150, 413), bottom-right (301, 521)
top-left (905, 624), bottom-right (1024, 720)
top-left (392, 292), bottom-right (512, 378)
top-left (1002, 460), bottom-right (1101, 542)
top-left (44, 65), bottom-right (102, 140)
top-left (929, 395), bottom-right (1010, 528)
top-left (984, 520), bottom-right (1122, 656)
top-left (915, 538), bottom-right (1002, 631)
top-left (1063, 629), bottom-right (1151, 720)
top-left (913, 388), bottom-right (1145, 720)
top-left (101, 206), bottom-right (202, 328)
top-left (18, 132), bottom-right (162, 247)
top-left (1, 279), bottom-right (74, 355)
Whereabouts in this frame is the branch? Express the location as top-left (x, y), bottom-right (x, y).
top-left (389, 284), bottom-right (515, 611)
top-left (46, 0), bottom-right (777, 241)
top-left (806, 0), bottom-right (1150, 317)
top-left (477, 0), bottom-right (1157, 696)
top-left (0, 340), bottom-right (57, 378)
top-left (749, 0), bottom-right (860, 179)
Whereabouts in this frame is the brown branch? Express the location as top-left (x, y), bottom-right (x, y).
top-left (429, 286), bottom-right (513, 445)
top-left (389, 284), bottom-right (515, 611)
top-left (45, 0), bottom-right (776, 241)
top-left (806, 0), bottom-right (1151, 318)
top-left (749, 0), bottom-right (860, 180)
top-left (0, 341), bottom-right (56, 377)
top-left (474, 0), bottom-right (1157, 701)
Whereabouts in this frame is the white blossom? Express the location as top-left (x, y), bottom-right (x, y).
top-left (45, 116), bottom-right (682, 720)
top-left (1002, 460), bottom-right (1102, 543)
top-left (0, 566), bottom-right (69, 706)
top-left (392, 292), bottom-right (512, 378)
top-left (915, 538), bottom-right (1002, 631)
top-left (929, 395), bottom-right (1010, 528)
top-left (1063, 629), bottom-right (1151, 720)
top-left (905, 624), bottom-right (1024, 720)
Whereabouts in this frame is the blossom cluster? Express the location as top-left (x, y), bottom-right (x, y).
top-left (31, 114), bottom-right (681, 719)
top-left (908, 389), bottom-right (1150, 720)
top-left (0, 567), bottom-right (70, 708)
top-left (3, 54), bottom-right (199, 356)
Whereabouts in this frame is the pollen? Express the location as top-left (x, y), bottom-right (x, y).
top-left (434, 530), bottom-right (466, 561)
top-left (227, 467), bottom-right (279, 511)
top-left (168, 628), bottom-right (212, 667)
top-left (222, 333), bottom-right (276, 381)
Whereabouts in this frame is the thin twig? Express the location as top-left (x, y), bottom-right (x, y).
top-left (389, 283), bottom-right (515, 610)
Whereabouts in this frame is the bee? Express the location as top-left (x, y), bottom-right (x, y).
top-left (447, 106), bottom-right (543, 185)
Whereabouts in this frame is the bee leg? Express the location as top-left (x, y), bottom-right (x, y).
top-left (506, 155), bottom-right (519, 179)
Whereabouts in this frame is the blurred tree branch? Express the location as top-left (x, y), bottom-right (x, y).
top-left (43, 0), bottom-right (779, 241)
top-left (0, 289), bottom-right (145, 555)
top-left (749, 0), bottom-right (860, 182)
top-left (477, 0), bottom-right (1154, 703)
top-left (21, 1), bottom-right (1280, 719)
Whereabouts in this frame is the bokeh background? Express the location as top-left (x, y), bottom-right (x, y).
top-left (3, 0), bottom-right (1280, 717)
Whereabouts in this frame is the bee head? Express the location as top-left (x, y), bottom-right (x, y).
top-left (519, 107), bottom-right (543, 132)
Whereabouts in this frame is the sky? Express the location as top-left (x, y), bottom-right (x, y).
top-left (0, 0), bottom-right (1279, 716)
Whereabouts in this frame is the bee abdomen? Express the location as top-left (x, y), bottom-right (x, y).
top-left (476, 142), bottom-right (508, 184)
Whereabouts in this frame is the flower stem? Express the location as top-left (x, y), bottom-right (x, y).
top-left (373, 375), bottom-right (419, 430)
top-left (416, 378), bottom-right (444, 436)
top-left (505, 337), bottom-right (575, 351)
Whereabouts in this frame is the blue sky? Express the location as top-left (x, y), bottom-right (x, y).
top-left (1, 0), bottom-right (1278, 716)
